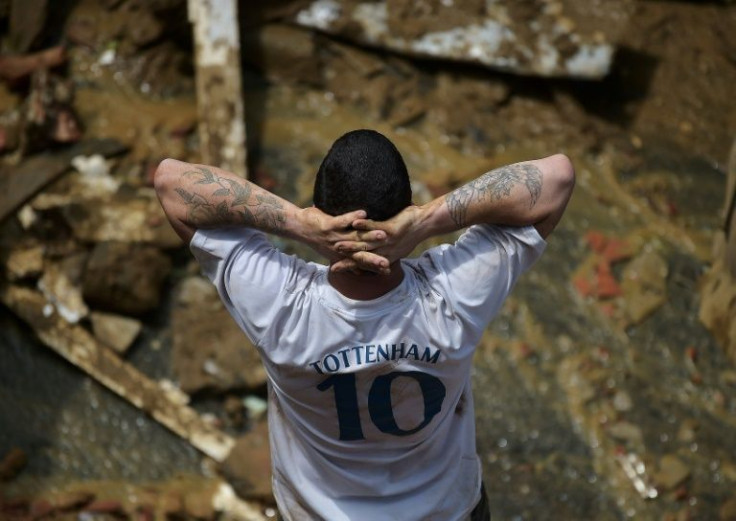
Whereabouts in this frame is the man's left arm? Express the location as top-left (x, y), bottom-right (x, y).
top-left (154, 159), bottom-right (389, 272)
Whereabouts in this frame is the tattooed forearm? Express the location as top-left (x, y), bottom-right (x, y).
top-left (174, 166), bottom-right (286, 232)
top-left (445, 163), bottom-right (543, 227)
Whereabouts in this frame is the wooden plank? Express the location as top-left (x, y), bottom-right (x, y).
top-left (188, 0), bottom-right (248, 177)
top-left (0, 138), bottom-right (127, 222)
top-left (0, 284), bottom-right (236, 463)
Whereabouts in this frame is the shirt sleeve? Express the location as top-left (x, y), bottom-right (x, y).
top-left (411, 224), bottom-right (546, 336)
top-left (189, 228), bottom-right (318, 346)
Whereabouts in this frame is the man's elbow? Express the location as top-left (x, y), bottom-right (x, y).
top-left (549, 153), bottom-right (576, 196)
top-left (153, 158), bottom-right (182, 196)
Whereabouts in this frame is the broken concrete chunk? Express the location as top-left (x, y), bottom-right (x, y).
top-left (82, 241), bottom-right (171, 315)
top-left (90, 311), bottom-right (142, 354)
top-left (37, 253), bottom-right (89, 324)
top-left (294, 0), bottom-right (616, 79)
top-left (62, 188), bottom-right (181, 247)
top-left (171, 276), bottom-right (267, 394)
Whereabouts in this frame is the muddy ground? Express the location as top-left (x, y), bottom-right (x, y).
top-left (1, 0), bottom-right (736, 520)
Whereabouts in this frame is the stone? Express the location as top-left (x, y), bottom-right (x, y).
top-left (90, 311), bottom-right (143, 354)
top-left (607, 421), bottom-right (644, 446)
top-left (653, 454), bottom-right (691, 491)
top-left (171, 276), bottom-right (267, 394)
top-left (82, 241), bottom-right (171, 315)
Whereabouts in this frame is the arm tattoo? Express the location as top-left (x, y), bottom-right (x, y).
top-left (446, 163), bottom-right (543, 227)
top-left (174, 167), bottom-right (286, 232)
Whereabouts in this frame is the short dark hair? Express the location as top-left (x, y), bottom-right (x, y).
top-left (313, 129), bottom-right (412, 221)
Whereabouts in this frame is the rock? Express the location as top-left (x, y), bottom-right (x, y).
top-left (0, 447), bottom-right (27, 481)
top-left (171, 277), bottom-right (267, 394)
top-left (90, 311), bottom-right (142, 354)
top-left (219, 420), bottom-right (273, 500)
top-left (82, 241), bottom-right (171, 315)
top-left (607, 421), bottom-right (644, 446)
top-left (612, 390), bottom-right (633, 412)
top-left (653, 454), bottom-right (691, 491)
top-left (676, 419), bottom-right (698, 443)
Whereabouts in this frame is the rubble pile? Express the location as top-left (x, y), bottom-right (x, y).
top-left (1, 0), bottom-right (736, 520)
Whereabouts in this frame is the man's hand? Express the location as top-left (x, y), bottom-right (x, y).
top-left (296, 207), bottom-right (392, 274)
top-left (330, 205), bottom-right (428, 273)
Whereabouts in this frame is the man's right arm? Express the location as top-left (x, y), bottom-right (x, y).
top-left (334, 154), bottom-right (575, 270)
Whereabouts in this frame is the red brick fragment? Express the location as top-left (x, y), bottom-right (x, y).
top-left (585, 231), bottom-right (608, 253)
top-left (602, 238), bottom-right (633, 263)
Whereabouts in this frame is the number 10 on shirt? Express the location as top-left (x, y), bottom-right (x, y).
top-left (317, 371), bottom-right (447, 441)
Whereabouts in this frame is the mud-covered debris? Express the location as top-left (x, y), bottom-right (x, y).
top-left (3, 242), bottom-right (44, 280)
top-left (6, 0), bottom-right (49, 53)
top-left (82, 241), bottom-right (171, 315)
top-left (70, 154), bottom-right (120, 195)
top-left (0, 447), bottom-right (27, 481)
top-left (90, 310), bottom-right (142, 354)
top-left (22, 69), bottom-right (82, 153)
top-left (38, 252), bottom-right (89, 324)
top-left (0, 138), bottom-right (127, 223)
top-left (293, 0), bottom-right (617, 79)
top-left (171, 276), bottom-right (267, 394)
top-left (242, 24), bottom-right (323, 86)
top-left (61, 189), bottom-right (181, 247)
top-left (219, 420), bottom-right (273, 500)
top-left (0, 46), bottom-right (65, 84)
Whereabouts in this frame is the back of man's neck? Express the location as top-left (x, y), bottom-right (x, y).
top-left (327, 264), bottom-right (404, 301)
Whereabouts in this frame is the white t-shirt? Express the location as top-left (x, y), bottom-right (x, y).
top-left (191, 224), bottom-right (546, 521)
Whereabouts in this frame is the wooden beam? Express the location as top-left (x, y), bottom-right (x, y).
top-left (0, 284), bottom-right (236, 463)
top-left (188, 0), bottom-right (248, 177)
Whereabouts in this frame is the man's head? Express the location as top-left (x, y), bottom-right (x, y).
top-left (314, 129), bottom-right (412, 221)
